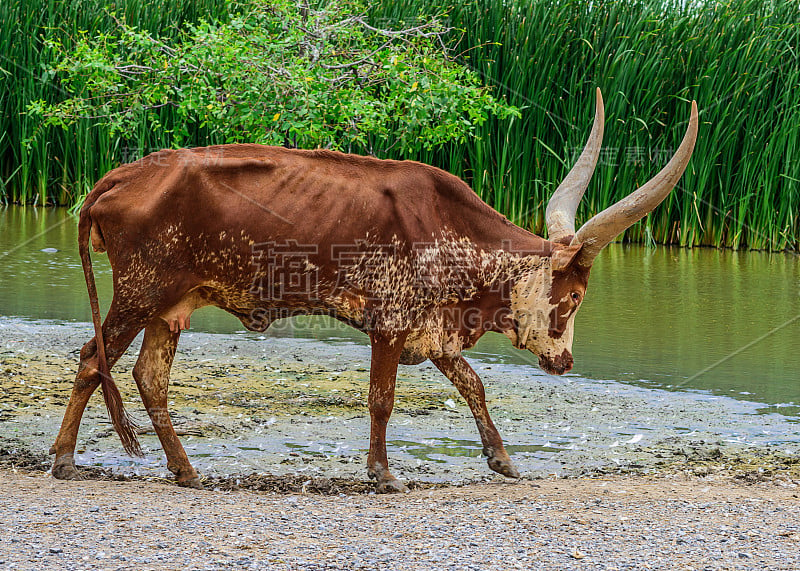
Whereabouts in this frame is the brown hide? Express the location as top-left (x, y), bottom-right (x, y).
top-left (51, 144), bottom-right (589, 491)
top-left (87, 145), bottom-right (558, 335)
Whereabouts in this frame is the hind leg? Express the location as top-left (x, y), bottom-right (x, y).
top-left (132, 319), bottom-right (201, 488)
top-left (50, 339), bottom-right (102, 480)
top-left (50, 302), bottom-right (150, 480)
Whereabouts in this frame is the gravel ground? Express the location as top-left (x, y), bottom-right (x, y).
top-left (1, 468), bottom-right (799, 570)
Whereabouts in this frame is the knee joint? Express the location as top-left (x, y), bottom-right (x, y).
top-left (369, 402), bottom-right (393, 421)
top-left (74, 368), bottom-right (100, 391)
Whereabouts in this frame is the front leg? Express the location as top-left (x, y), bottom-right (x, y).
top-left (367, 330), bottom-right (408, 493)
top-left (431, 354), bottom-right (520, 479)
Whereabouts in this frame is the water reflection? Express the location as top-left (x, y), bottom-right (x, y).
top-left (387, 438), bottom-right (568, 463)
top-left (1, 206), bottom-right (798, 405)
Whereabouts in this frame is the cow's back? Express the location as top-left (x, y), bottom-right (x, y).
top-left (88, 144), bottom-right (486, 251)
top-left (85, 144), bottom-right (545, 313)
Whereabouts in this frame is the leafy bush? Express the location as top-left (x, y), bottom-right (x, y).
top-left (29, 0), bottom-right (517, 157)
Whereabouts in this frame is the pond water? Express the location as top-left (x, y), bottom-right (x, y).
top-left (2, 206), bottom-right (799, 407)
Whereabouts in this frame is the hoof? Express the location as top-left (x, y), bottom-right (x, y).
top-left (488, 455), bottom-right (520, 479)
top-left (376, 479), bottom-right (409, 494)
top-left (52, 456), bottom-right (83, 481)
top-left (177, 477), bottom-right (204, 490)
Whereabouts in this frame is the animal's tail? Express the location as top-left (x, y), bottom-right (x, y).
top-left (78, 184), bottom-right (143, 457)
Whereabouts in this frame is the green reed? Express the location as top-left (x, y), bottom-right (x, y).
top-left (373, 0), bottom-right (800, 251)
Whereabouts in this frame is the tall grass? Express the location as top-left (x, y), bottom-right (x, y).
top-left (0, 0), bottom-right (229, 205)
top-left (373, 0), bottom-right (800, 251)
top-left (2, 0), bottom-right (798, 251)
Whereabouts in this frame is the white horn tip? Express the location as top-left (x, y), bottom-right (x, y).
top-left (687, 100), bottom-right (699, 140)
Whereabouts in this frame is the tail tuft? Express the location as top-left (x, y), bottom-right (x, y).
top-left (99, 367), bottom-right (143, 457)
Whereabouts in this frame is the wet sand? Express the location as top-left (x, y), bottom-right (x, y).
top-left (2, 317), bottom-right (800, 488)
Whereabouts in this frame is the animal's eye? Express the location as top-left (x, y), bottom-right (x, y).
top-left (571, 292), bottom-right (581, 303)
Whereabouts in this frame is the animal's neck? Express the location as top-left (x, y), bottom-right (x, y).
top-left (429, 170), bottom-right (556, 258)
top-left (438, 245), bottom-right (551, 342)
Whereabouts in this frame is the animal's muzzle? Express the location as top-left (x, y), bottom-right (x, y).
top-left (538, 349), bottom-right (573, 375)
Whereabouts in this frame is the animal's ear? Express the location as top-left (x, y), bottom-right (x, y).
top-left (551, 243), bottom-right (583, 272)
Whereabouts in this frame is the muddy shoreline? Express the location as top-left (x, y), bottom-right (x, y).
top-left (2, 317), bottom-right (800, 490)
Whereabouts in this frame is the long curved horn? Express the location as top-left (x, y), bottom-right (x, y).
top-left (545, 87), bottom-right (605, 244)
top-left (572, 99), bottom-right (699, 266)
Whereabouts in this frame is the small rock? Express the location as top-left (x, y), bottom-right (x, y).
top-left (571, 549), bottom-right (586, 560)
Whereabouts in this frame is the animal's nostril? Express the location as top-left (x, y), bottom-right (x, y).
top-left (537, 351), bottom-right (574, 376)
top-left (558, 350), bottom-right (574, 372)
